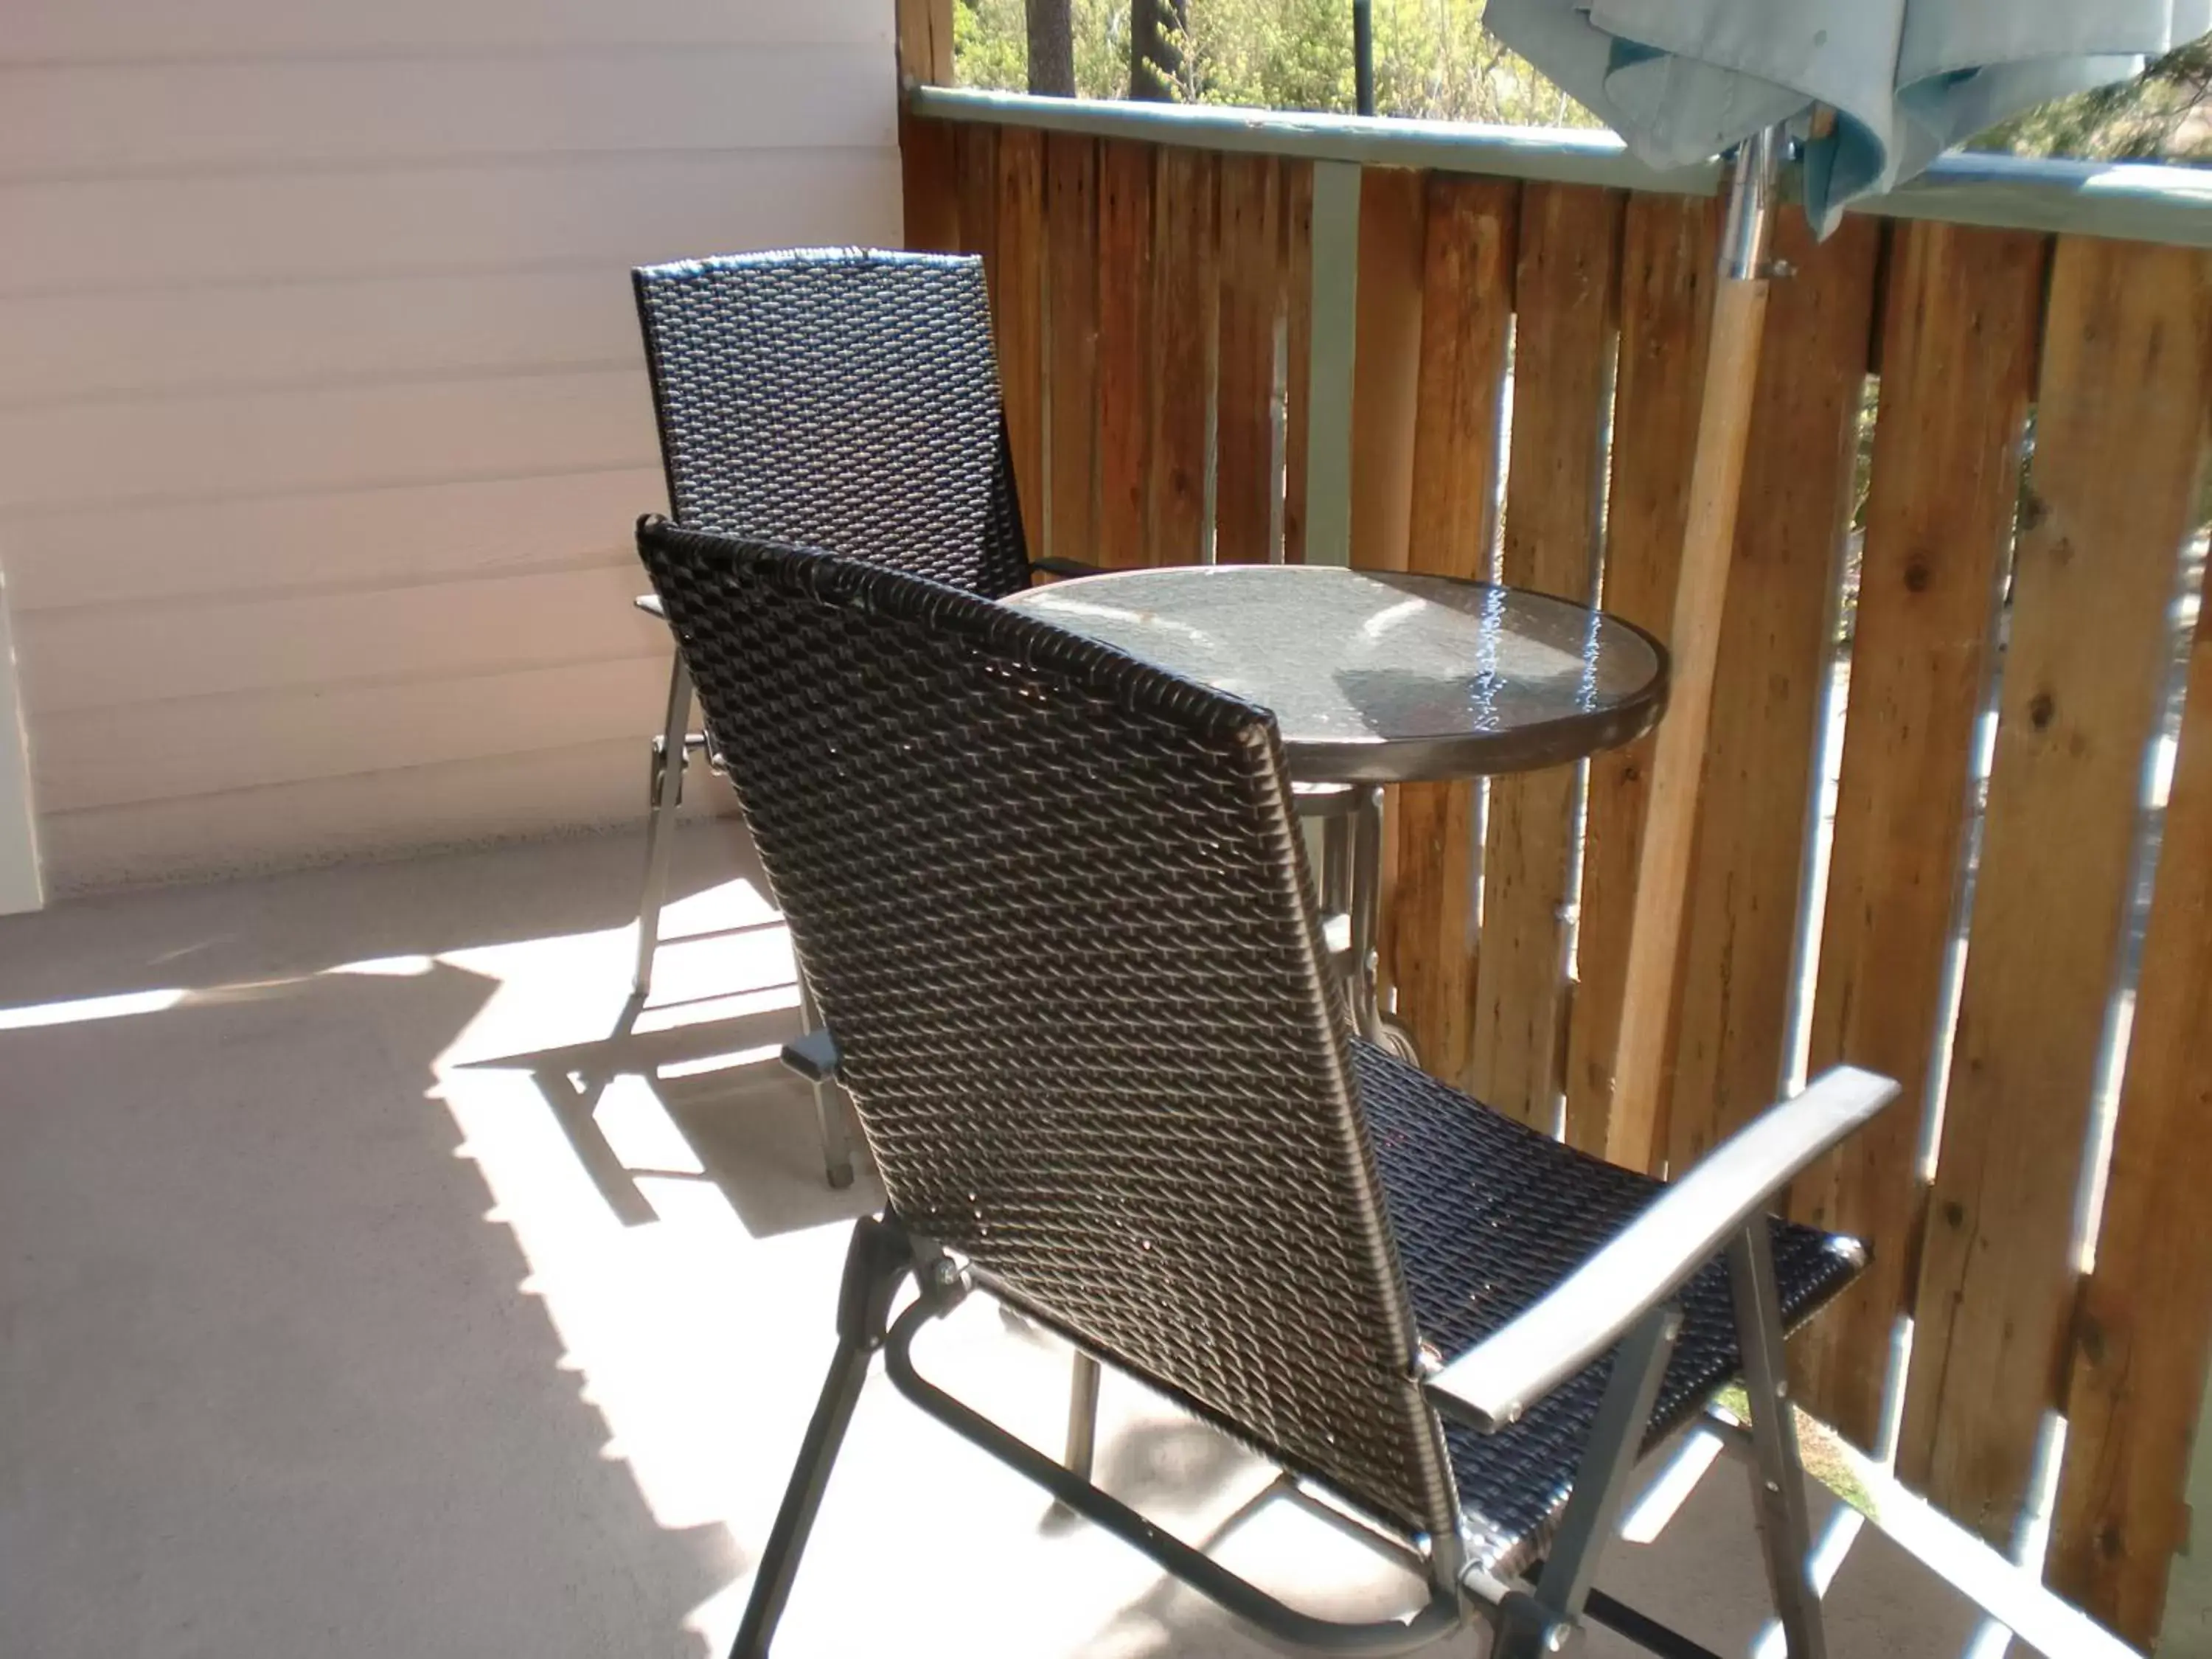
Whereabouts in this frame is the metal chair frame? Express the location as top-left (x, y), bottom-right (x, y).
top-left (734, 1074), bottom-right (1880, 1659)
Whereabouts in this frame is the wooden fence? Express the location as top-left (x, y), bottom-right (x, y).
top-left (898, 63), bottom-right (2212, 1651)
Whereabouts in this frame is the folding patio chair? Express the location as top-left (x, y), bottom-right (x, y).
top-left (635, 518), bottom-right (1899, 1659)
top-left (630, 248), bottom-right (1060, 1186)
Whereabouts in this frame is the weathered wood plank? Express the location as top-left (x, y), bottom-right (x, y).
top-left (1044, 131), bottom-right (1099, 566)
top-left (1564, 192), bottom-right (1716, 1155)
top-left (2047, 290), bottom-right (2212, 1644)
top-left (1345, 167), bottom-right (1427, 1009)
top-left (1096, 139), bottom-right (1153, 568)
top-left (953, 122), bottom-right (999, 297)
top-left (1788, 221), bottom-right (2048, 1454)
top-left (995, 126), bottom-right (1047, 560)
top-left (1346, 167), bottom-right (1426, 1002)
top-left (1405, 176), bottom-right (1517, 583)
top-left (1387, 175), bottom-right (1517, 1089)
top-left (1662, 213), bottom-right (1879, 1173)
top-left (899, 112), bottom-right (960, 254)
top-left (894, 0), bottom-right (953, 84)
top-left (1470, 182), bottom-right (1619, 1129)
top-left (1899, 235), bottom-right (2211, 1544)
top-left (1282, 161), bottom-right (1314, 566)
top-left (2051, 549), bottom-right (2212, 1646)
top-left (1349, 167), bottom-right (1426, 575)
top-left (1215, 153), bottom-right (1281, 564)
top-left (894, 1), bottom-right (958, 256)
top-left (1148, 145), bottom-right (1219, 566)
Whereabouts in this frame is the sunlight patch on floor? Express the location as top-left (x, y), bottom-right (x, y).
top-left (410, 873), bottom-right (1444, 1657)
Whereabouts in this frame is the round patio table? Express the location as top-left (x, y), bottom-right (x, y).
top-left (1002, 563), bottom-right (1669, 1048)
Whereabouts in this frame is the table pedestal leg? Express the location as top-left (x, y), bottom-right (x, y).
top-left (1348, 783), bottom-right (1383, 1043)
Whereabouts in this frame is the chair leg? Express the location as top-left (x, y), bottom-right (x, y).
top-left (1346, 783), bottom-right (1385, 1043)
top-left (634, 653), bottom-right (695, 998)
top-left (1498, 1301), bottom-right (1680, 1658)
top-left (730, 1217), bottom-right (912, 1659)
top-left (793, 974), bottom-right (855, 1190)
top-left (1064, 1352), bottom-right (1102, 1481)
top-left (1728, 1221), bottom-right (1828, 1659)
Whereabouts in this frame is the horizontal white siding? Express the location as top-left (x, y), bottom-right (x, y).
top-left (0, 51), bottom-right (891, 178)
top-left (4, 0), bottom-right (886, 60)
top-left (49, 740), bottom-right (657, 892)
top-left (4, 470), bottom-right (658, 612)
top-left (0, 0), bottom-right (900, 891)
top-left (0, 150), bottom-right (897, 295)
top-left (1, 271), bottom-right (643, 404)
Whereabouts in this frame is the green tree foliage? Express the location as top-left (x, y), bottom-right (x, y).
top-left (955, 0), bottom-right (1596, 127)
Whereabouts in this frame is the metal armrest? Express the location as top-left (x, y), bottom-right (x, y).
top-left (781, 1028), bottom-right (841, 1082)
top-left (1029, 556), bottom-right (1100, 580)
top-left (1424, 1065), bottom-right (1899, 1433)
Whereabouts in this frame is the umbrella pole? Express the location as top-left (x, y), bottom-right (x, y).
top-left (1604, 125), bottom-right (1783, 1172)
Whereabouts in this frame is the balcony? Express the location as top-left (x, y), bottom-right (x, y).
top-left (3, 2), bottom-right (2211, 1655)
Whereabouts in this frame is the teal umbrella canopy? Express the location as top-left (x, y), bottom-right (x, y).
top-left (1486, 0), bottom-right (2212, 230)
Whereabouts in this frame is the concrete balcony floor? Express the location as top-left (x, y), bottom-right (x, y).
top-left (0, 823), bottom-right (1992, 1658)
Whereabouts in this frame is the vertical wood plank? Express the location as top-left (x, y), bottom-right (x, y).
top-left (894, 0), bottom-right (958, 253)
top-left (1096, 140), bottom-right (1154, 568)
top-left (1216, 154), bottom-right (1282, 564)
top-left (1470, 182), bottom-right (1619, 1129)
top-left (899, 116), bottom-right (960, 254)
top-left (1148, 146), bottom-right (1220, 566)
top-left (953, 123), bottom-right (1000, 298)
top-left (1282, 161), bottom-right (1315, 566)
top-left (1661, 213), bottom-right (1879, 1174)
top-left (1388, 175), bottom-right (1518, 1090)
top-left (1348, 167), bottom-right (1427, 576)
top-left (1788, 221), bottom-right (2048, 1454)
top-left (1899, 237), bottom-right (2212, 1544)
top-left (894, 0), bottom-right (953, 83)
top-left (1044, 132), bottom-right (1099, 566)
top-left (1565, 192), bottom-right (1717, 1155)
top-left (1347, 168), bottom-right (1427, 999)
top-left (995, 127), bottom-right (1046, 560)
top-left (2053, 549), bottom-right (2212, 1644)
top-left (1347, 167), bottom-right (1427, 1009)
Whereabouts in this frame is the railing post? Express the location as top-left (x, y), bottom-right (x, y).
top-left (1302, 160), bottom-right (1360, 568)
top-left (895, 0), bottom-right (959, 252)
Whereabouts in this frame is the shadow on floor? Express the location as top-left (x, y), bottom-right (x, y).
top-left (0, 942), bottom-right (738, 1658)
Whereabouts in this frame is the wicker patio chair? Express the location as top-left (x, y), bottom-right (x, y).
top-left (635, 518), bottom-right (1901, 1659)
top-left (630, 247), bottom-right (1074, 1188)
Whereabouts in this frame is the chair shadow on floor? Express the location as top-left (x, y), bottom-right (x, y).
top-left (460, 910), bottom-right (880, 1242)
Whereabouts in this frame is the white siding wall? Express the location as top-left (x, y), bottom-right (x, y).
top-left (0, 0), bottom-right (901, 891)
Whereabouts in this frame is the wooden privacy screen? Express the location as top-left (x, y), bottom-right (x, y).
top-left (904, 119), bottom-right (2212, 1646)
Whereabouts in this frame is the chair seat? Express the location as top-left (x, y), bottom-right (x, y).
top-left (1354, 1041), bottom-right (1864, 1574)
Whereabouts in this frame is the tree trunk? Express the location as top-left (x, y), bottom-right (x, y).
top-left (1026, 0), bottom-right (1075, 97)
top-left (1128, 0), bottom-right (1185, 102)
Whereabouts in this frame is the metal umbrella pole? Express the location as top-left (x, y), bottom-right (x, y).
top-left (1352, 0), bottom-right (1375, 115)
top-left (1603, 124), bottom-right (1784, 1172)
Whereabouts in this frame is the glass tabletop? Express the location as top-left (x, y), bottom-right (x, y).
top-left (1001, 564), bottom-right (1669, 783)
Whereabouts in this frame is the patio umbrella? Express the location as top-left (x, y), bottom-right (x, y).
top-left (1475, 1), bottom-right (2212, 1179)
top-left (1487, 1), bottom-right (2212, 230)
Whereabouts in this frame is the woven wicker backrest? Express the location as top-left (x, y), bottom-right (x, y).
top-left (632, 248), bottom-right (1030, 599)
top-left (636, 520), bottom-right (1458, 1540)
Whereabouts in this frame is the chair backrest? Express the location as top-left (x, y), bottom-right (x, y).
top-left (632, 248), bottom-right (1031, 599)
top-left (636, 519), bottom-right (1460, 1543)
